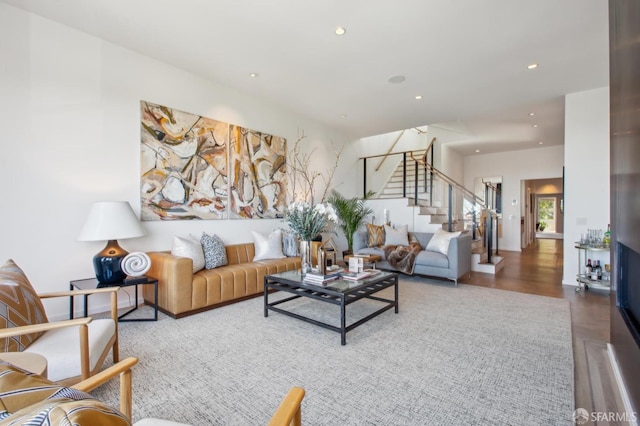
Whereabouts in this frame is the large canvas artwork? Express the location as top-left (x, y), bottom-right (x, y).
top-left (229, 125), bottom-right (287, 219)
top-left (140, 101), bottom-right (287, 220)
top-left (140, 101), bottom-right (229, 220)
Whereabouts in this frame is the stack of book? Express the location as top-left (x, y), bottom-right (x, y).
top-left (341, 271), bottom-right (372, 281)
top-left (303, 270), bottom-right (342, 286)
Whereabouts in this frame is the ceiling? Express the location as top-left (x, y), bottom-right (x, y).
top-left (3, 0), bottom-right (609, 156)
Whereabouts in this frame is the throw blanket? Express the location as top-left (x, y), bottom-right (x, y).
top-left (382, 243), bottom-right (422, 274)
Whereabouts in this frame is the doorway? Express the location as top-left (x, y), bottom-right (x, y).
top-left (522, 178), bottom-right (564, 247)
top-left (537, 196), bottom-right (556, 233)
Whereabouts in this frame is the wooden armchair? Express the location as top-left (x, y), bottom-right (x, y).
top-left (0, 355), bottom-right (304, 425)
top-left (269, 387), bottom-right (306, 426)
top-left (0, 259), bottom-right (119, 385)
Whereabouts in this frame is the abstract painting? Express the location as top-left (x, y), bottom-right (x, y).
top-left (228, 125), bottom-right (287, 218)
top-left (140, 101), bottom-right (287, 220)
top-left (140, 101), bottom-right (229, 220)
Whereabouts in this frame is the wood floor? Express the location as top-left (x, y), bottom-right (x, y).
top-left (458, 238), bottom-right (627, 424)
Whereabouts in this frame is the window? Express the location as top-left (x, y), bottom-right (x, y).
top-left (537, 197), bottom-right (556, 232)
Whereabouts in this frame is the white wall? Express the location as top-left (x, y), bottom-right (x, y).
top-left (0, 4), bottom-right (354, 319)
top-left (463, 145), bottom-right (565, 251)
top-left (562, 87), bottom-right (610, 285)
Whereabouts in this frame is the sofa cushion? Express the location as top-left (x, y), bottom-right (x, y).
top-left (0, 259), bottom-right (48, 352)
top-left (408, 232), bottom-right (422, 249)
top-left (252, 230), bottom-right (286, 261)
top-left (366, 224), bottom-right (385, 247)
top-left (201, 232), bottom-right (228, 269)
top-left (426, 229), bottom-right (461, 255)
top-left (171, 235), bottom-right (205, 272)
top-left (415, 250), bottom-right (450, 269)
top-left (25, 317), bottom-right (116, 382)
top-left (384, 224), bottom-right (409, 246)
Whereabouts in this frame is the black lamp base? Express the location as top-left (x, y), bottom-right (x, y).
top-left (93, 240), bottom-right (128, 284)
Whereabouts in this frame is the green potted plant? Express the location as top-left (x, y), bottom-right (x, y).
top-left (327, 190), bottom-right (374, 255)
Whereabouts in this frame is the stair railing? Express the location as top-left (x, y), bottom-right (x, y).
top-left (375, 130), bottom-right (405, 172)
top-left (410, 153), bottom-right (486, 233)
top-left (360, 147), bottom-right (501, 264)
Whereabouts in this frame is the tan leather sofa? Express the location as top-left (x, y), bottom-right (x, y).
top-left (144, 242), bottom-right (300, 318)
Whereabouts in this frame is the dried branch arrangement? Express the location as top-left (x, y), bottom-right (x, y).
top-left (287, 130), bottom-right (343, 205)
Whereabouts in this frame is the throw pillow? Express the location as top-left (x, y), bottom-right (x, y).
top-left (426, 229), bottom-right (462, 255)
top-left (0, 363), bottom-right (130, 425)
top-left (366, 224), bottom-right (385, 247)
top-left (281, 230), bottom-right (299, 257)
top-left (201, 232), bottom-right (228, 269)
top-left (171, 235), bottom-right (205, 273)
top-left (384, 224), bottom-right (409, 246)
top-left (252, 229), bottom-right (286, 261)
top-left (0, 259), bottom-right (49, 352)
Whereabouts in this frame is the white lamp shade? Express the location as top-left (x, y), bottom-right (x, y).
top-left (77, 201), bottom-right (146, 241)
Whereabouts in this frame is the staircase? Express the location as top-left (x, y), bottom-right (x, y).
top-left (471, 236), bottom-right (505, 274)
top-left (375, 149), bottom-right (504, 274)
top-left (377, 150), bottom-right (460, 230)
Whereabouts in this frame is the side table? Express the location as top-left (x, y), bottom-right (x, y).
top-left (343, 254), bottom-right (382, 270)
top-left (70, 276), bottom-right (158, 322)
top-left (0, 352), bottom-right (48, 378)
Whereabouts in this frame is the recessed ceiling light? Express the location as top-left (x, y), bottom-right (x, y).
top-left (415, 95), bottom-right (423, 100)
top-left (334, 27), bottom-right (346, 36)
top-left (340, 114), bottom-right (347, 118)
top-left (249, 73), bottom-right (259, 78)
top-left (529, 112), bottom-right (535, 116)
top-left (475, 149), bottom-right (480, 153)
top-left (388, 75), bottom-right (406, 84)
top-left (532, 124), bottom-right (538, 128)
top-left (527, 63), bottom-right (539, 70)
top-left (538, 141), bottom-right (544, 145)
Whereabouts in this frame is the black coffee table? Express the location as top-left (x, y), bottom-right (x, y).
top-left (264, 270), bottom-right (398, 345)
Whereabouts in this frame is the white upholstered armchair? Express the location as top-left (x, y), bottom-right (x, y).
top-left (0, 259), bottom-right (119, 385)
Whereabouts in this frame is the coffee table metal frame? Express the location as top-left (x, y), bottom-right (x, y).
top-left (264, 270), bottom-right (398, 345)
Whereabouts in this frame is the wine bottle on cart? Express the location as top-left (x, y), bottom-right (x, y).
top-left (596, 260), bottom-right (603, 280)
top-left (586, 259), bottom-right (592, 277)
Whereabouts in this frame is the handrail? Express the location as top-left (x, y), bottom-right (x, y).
top-left (421, 137), bottom-right (437, 163)
top-left (360, 148), bottom-right (427, 160)
top-left (410, 152), bottom-right (484, 205)
top-left (375, 130), bottom-right (405, 171)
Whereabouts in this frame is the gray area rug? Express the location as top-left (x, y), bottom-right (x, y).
top-left (94, 279), bottom-right (574, 425)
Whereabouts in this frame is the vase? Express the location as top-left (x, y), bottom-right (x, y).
top-left (299, 240), bottom-right (312, 274)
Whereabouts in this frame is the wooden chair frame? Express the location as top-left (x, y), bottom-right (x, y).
top-left (0, 286), bottom-right (119, 385)
top-left (268, 387), bottom-right (305, 426)
top-left (71, 356), bottom-right (138, 421)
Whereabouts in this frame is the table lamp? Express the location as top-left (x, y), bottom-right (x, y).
top-left (77, 201), bottom-right (146, 284)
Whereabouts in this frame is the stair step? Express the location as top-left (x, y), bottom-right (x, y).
top-left (471, 254), bottom-right (505, 274)
top-left (441, 222), bottom-right (466, 232)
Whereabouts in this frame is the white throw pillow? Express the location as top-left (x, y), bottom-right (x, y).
top-left (384, 224), bottom-right (409, 246)
top-left (426, 229), bottom-right (461, 255)
top-left (252, 229), bottom-right (286, 261)
top-left (171, 235), bottom-right (205, 273)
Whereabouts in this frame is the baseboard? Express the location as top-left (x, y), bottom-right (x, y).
top-left (607, 343), bottom-right (639, 425)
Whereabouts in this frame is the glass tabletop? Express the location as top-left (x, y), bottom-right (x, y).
top-left (267, 269), bottom-right (395, 293)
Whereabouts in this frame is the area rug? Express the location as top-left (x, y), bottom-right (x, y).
top-left (94, 279), bottom-right (574, 425)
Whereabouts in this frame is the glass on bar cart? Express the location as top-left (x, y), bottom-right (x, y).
top-left (587, 229), bottom-right (603, 247)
